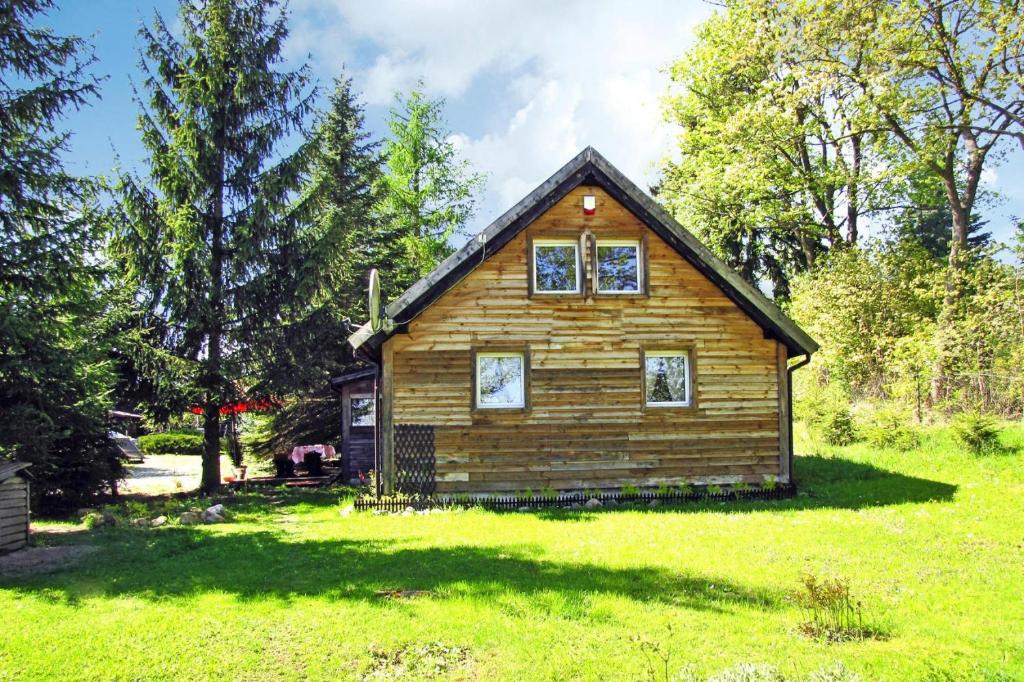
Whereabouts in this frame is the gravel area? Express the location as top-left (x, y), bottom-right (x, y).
top-left (0, 545), bottom-right (97, 577)
top-left (120, 454), bottom-right (234, 495)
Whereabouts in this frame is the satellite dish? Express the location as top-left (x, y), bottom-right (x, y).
top-left (368, 268), bottom-right (382, 332)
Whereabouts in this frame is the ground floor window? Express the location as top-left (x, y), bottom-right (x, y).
top-left (475, 352), bottom-right (526, 409)
top-left (351, 396), bottom-right (375, 426)
top-left (644, 350), bottom-right (691, 407)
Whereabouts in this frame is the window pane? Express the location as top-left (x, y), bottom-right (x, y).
top-left (478, 355), bottom-right (524, 407)
top-left (597, 244), bottom-right (639, 292)
top-left (645, 354), bottom-right (689, 405)
top-left (535, 244), bottom-right (578, 292)
top-left (351, 398), bottom-right (374, 427)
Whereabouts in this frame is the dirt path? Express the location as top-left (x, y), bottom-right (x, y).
top-left (0, 545), bottom-right (97, 577)
top-left (120, 454), bottom-right (234, 495)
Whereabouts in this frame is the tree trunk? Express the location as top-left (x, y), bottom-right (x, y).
top-left (201, 116), bottom-right (227, 494)
top-left (931, 174), bottom-right (972, 404)
top-left (846, 134), bottom-right (861, 244)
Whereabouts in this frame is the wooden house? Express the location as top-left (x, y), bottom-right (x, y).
top-left (0, 462), bottom-right (31, 553)
top-left (345, 148), bottom-right (817, 496)
top-left (329, 367), bottom-right (377, 484)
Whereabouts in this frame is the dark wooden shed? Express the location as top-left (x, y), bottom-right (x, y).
top-left (330, 367), bottom-right (377, 484)
top-left (0, 462), bottom-right (31, 554)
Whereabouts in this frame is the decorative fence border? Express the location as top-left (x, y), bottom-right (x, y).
top-left (354, 483), bottom-right (796, 512)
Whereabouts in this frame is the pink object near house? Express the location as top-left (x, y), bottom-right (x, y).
top-left (289, 445), bottom-right (336, 464)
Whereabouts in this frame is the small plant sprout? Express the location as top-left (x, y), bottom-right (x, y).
top-left (677, 482), bottom-right (694, 497)
top-left (540, 486), bottom-right (557, 500)
top-left (522, 488), bottom-right (534, 500)
top-left (761, 477), bottom-right (778, 492)
top-left (621, 484), bottom-right (640, 497)
top-left (795, 573), bottom-right (876, 642)
top-left (655, 483), bottom-right (671, 497)
top-left (731, 481), bottom-right (750, 497)
top-left (707, 484), bottom-right (723, 496)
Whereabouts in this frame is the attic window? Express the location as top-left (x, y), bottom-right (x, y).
top-left (533, 240), bottom-right (581, 294)
top-left (644, 350), bottom-right (691, 407)
top-left (583, 194), bottom-right (597, 215)
top-left (596, 239), bottom-right (641, 293)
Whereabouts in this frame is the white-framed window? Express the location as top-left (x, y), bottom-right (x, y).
top-left (596, 239), bottom-right (641, 293)
top-left (644, 350), bottom-right (691, 407)
top-left (533, 239), bottom-right (581, 294)
top-left (351, 395), bottom-right (375, 427)
top-left (475, 352), bottom-right (526, 409)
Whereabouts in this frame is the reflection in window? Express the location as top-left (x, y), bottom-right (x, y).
top-left (597, 241), bottom-right (640, 292)
top-left (351, 397), bottom-right (375, 427)
top-left (476, 353), bottom-right (525, 408)
top-left (645, 351), bottom-right (690, 406)
top-left (534, 242), bottom-right (580, 293)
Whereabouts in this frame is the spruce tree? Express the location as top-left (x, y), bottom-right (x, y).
top-left (0, 0), bottom-right (125, 509)
top-left (379, 83), bottom-right (485, 277)
top-left (114, 0), bottom-right (316, 492)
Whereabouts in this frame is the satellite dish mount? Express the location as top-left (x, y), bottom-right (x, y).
top-left (368, 269), bottom-right (393, 333)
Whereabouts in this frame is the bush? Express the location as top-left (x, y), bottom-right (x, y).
top-left (863, 407), bottom-right (920, 451)
top-left (137, 432), bottom-right (205, 456)
top-left (821, 407), bottom-right (858, 446)
top-left (795, 573), bottom-right (873, 642)
top-left (951, 412), bottom-right (1002, 454)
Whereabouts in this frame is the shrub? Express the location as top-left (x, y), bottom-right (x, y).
top-left (620, 484), bottom-right (640, 496)
top-left (707, 484), bottom-right (723, 496)
top-left (761, 477), bottom-right (778, 492)
top-left (821, 407), bottom-right (858, 446)
top-left (795, 573), bottom-right (872, 642)
top-left (951, 412), bottom-right (1002, 454)
top-left (137, 432), bottom-right (205, 456)
top-left (655, 484), bottom-right (672, 496)
top-left (677, 482), bottom-right (694, 496)
top-left (863, 408), bottom-right (920, 451)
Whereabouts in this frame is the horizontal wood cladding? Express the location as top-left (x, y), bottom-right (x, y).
top-left (0, 478), bottom-right (28, 553)
top-left (386, 186), bottom-right (783, 492)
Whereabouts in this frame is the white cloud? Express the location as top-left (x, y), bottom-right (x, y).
top-left (291, 0), bottom-right (713, 235)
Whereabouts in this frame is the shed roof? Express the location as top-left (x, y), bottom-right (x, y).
top-left (348, 147), bottom-right (818, 358)
top-left (329, 366), bottom-right (377, 393)
top-left (0, 462), bottom-right (32, 483)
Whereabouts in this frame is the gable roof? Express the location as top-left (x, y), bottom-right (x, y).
top-left (349, 147), bottom-right (818, 358)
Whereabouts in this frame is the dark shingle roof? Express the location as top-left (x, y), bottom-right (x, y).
top-left (0, 461), bottom-right (32, 483)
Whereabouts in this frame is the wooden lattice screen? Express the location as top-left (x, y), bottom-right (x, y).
top-left (394, 424), bottom-right (436, 496)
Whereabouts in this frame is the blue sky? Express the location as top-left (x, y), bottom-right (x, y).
top-left (46, 0), bottom-right (1024, 244)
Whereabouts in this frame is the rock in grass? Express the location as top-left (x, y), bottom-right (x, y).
top-left (131, 518), bottom-right (150, 528)
top-left (584, 498), bottom-right (603, 509)
top-left (151, 516), bottom-right (167, 527)
top-left (179, 512), bottom-right (201, 525)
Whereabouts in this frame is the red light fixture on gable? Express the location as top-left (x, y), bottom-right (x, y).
top-left (582, 194), bottom-right (597, 215)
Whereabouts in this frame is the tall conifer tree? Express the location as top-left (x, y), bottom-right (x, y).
top-left (114, 0), bottom-right (316, 492)
top-left (0, 0), bottom-right (123, 509)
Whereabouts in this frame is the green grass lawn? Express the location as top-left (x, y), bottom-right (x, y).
top-left (2, 424), bottom-right (1023, 681)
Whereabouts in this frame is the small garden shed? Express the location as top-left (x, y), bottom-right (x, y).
top-left (346, 147), bottom-right (818, 496)
top-left (0, 462), bottom-right (31, 553)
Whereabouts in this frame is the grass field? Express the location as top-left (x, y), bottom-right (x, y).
top-left (1, 423), bottom-right (1022, 681)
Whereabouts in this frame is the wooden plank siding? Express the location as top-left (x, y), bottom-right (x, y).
top-left (384, 186), bottom-right (787, 493)
top-left (0, 476), bottom-right (29, 553)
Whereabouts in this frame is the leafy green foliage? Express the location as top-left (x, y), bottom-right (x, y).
top-left (379, 83), bottom-right (485, 278)
top-left (137, 433), bottom-right (205, 457)
top-left (821, 408), bottom-right (857, 447)
top-left (951, 412), bottom-right (1002, 455)
top-left (0, 0), bottom-right (124, 510)
top-left (862, 408), bottom-right (920, 452)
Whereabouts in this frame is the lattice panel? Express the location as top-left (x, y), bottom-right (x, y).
top-left (394, 424), bottom-right (436, 496)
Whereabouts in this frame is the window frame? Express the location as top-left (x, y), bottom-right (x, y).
top-left (530, 238), bottom-right (582, 296)
top-left (349, 394), bottom-right (375, 428)
top-left (472, 349), bottom-right (530, 411)
top-left (595, 238), bottom-right (643, 295)
top-left (641, 348), bottom-right (695, 409)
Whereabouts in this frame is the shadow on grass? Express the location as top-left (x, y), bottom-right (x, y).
top-left (0, 529), bottom-right (779, 615)
top-left (532, 454), bottom-right (958, 522)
